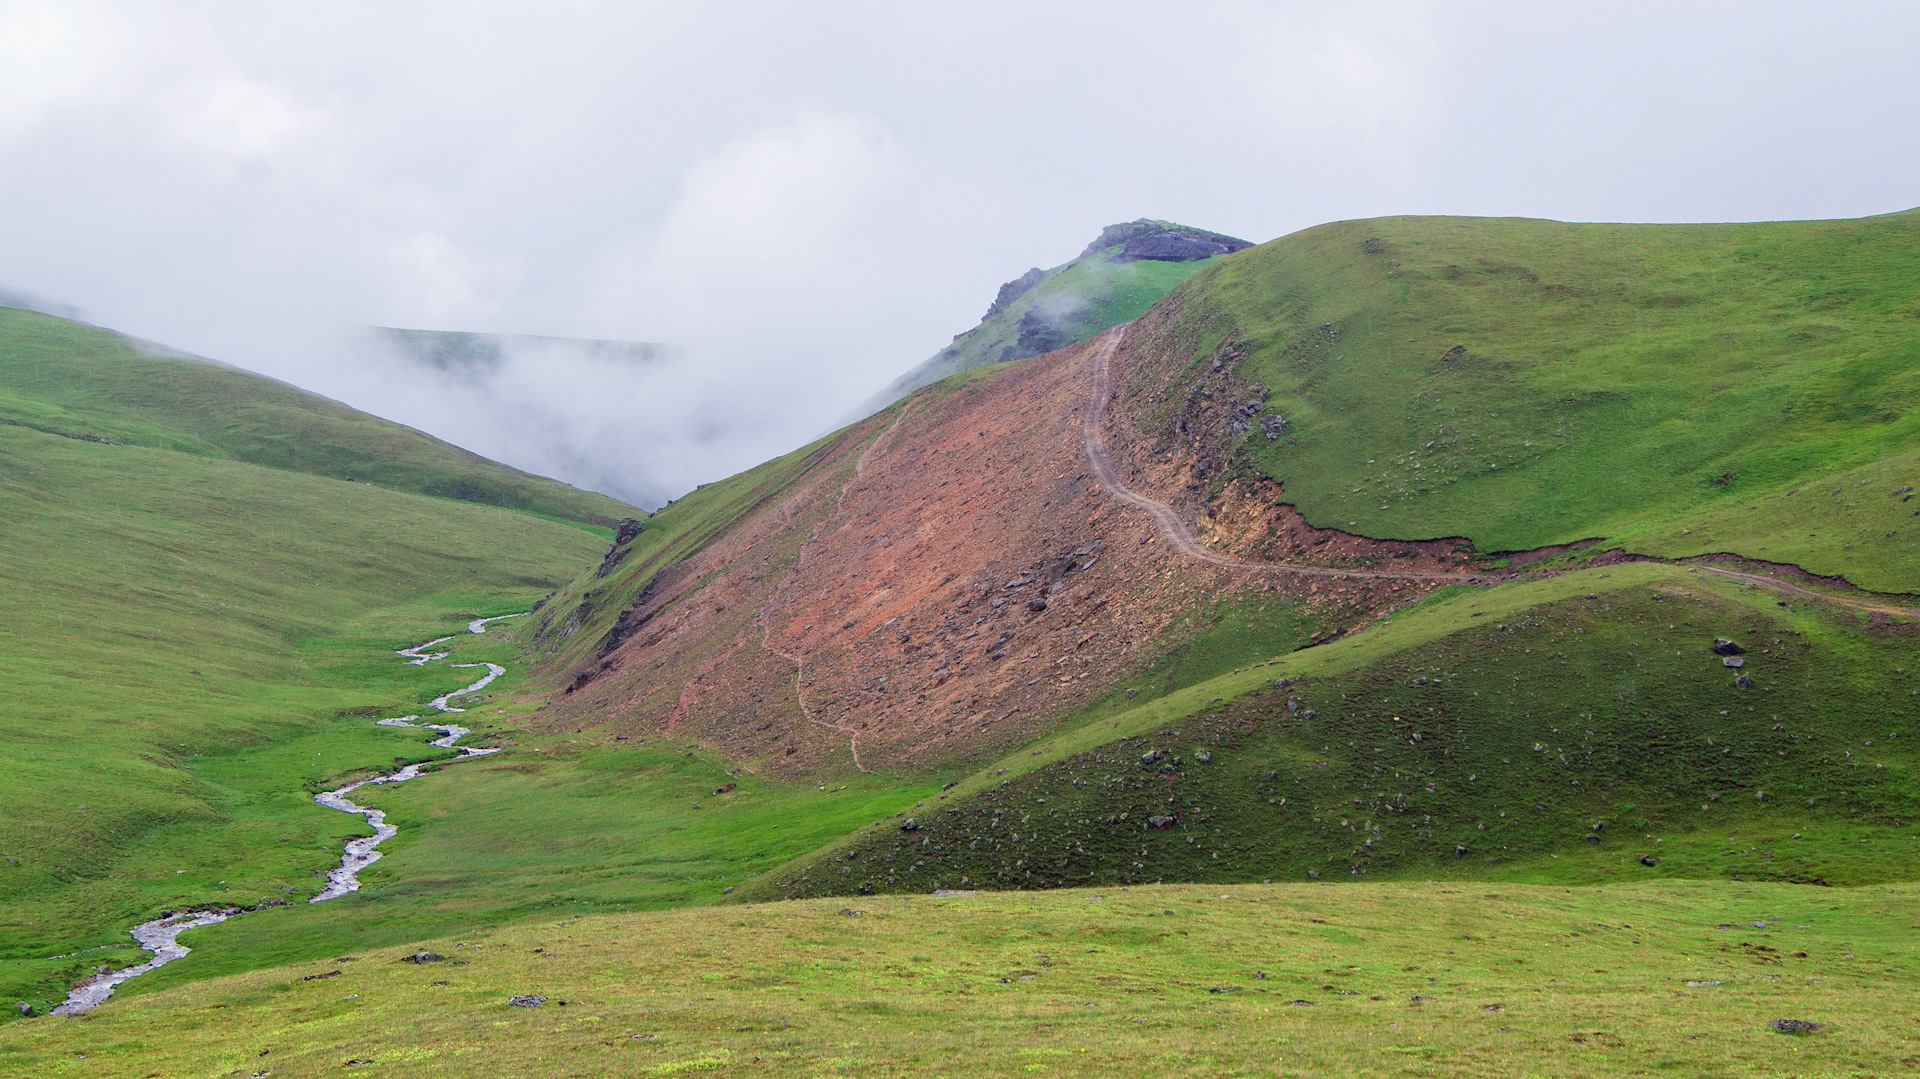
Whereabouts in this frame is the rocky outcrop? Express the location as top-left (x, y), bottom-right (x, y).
top-left (1081, 219), bottom-right (1253, 262)
top-left (983, 268), bottom-right (1047, 321)
top-left (594, 516), bottom-right (647, 578)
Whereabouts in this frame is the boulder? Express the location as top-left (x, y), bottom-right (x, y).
top-left (1712, 639), bottom-right (1746, 656)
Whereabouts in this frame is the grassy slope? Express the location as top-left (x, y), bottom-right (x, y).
top-left (0, 314), bottom-right (652, 1007)
top-left (1165, 209), bottom-right (1920, 589)
top-left (754, 560), bottom-right (1920, 898)
top-left (0, 422), bottom-right (612, 1004)
top-left (0, 307), bottom-right (633, 527)
top-left (4, 879), bottom-right (1912, 1077)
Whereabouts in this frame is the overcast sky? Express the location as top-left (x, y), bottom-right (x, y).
top-left (3, 1), bottom-right (1916, 506)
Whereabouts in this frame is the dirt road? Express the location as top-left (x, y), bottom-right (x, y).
top-left (1082, 326), bottom-right (1475, 583)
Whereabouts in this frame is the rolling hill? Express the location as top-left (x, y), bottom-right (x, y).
top-left (6, 208), bottom-right (1920, 1072)
top-left (0, 307), bottom-right (640, 1009)
top-left (0, 307), bottom-right (632, 527)
top-left (508, 208), bottom-right (1920, 903)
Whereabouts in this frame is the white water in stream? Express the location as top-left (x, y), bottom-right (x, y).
top-left (50, 617), bottom-right (524, 1014)
top-left (308, 663), bottom-right (503, 902)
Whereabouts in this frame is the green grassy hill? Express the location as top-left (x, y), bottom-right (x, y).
top-left (0, 312), bottom-right (650, 1009)
top-left (749, 208), bottom-right (1920, 900)
top-left (0, 307), bottom-right (633, 526)
top-left (856, 220), bottom-right (1252, 412)
top-left (1137, 208), bottom-right (1920, 588)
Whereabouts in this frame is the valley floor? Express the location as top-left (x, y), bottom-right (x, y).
top-left (4, 879), bottom-right (1912, 1077)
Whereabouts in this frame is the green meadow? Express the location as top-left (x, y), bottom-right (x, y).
top-left (3, 879), bottom-right (1911, 1077)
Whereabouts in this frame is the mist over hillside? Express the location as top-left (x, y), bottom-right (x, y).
top-left (854, 219), bottom-right (1252, 416)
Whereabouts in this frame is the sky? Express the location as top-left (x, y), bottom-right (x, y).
top-left (2, 1), bottom-right (1916, 507)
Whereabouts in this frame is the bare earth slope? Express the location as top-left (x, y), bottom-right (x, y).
top-left (532, 336), bottom-right (1473, 775)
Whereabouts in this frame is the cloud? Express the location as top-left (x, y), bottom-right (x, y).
top-left (164, 76), bottom-right (317, 157)
top-left (0, 1), bottom-right (1914, 507)
top-left (379, 232), bottom-right (523, 325)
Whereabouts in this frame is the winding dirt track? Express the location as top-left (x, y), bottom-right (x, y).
top-left (1085, 325), bottom-right (1920, 616)
top-left (1690, 566), bottom-right (1920, 617)
top-left (1082, 326), bottom-right (1475, 583)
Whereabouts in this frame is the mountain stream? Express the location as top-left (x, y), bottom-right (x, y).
top-left (49, 618), bottom-right (523, 1014)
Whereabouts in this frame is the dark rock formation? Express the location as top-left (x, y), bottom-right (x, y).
top-left (983, 268), bottom-right (1047, 321)
top-left (1080, 219), bottom-right (1254, 262)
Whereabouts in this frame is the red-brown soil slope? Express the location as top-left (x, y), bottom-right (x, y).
top-left (533, 330), bottom-right (1480, 777)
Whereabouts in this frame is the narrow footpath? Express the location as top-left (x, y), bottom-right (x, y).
top-left (1081, 326), bottom-right (1474, 583)
top-left (1083, 325), bottom-right (1920, 617)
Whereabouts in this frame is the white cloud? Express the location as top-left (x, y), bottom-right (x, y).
top-left (0, 1), bottom-right (135, 136)
top-left (379, 232), bottom-right (523, 325)
top-left (164, 76), bottom-right (317, 157)
top-left (597, 111), bottom-right (1000, 339)
top-left (0, 1), bottom-right (1914, 507)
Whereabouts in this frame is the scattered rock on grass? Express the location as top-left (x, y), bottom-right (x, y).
top-left (400, 952), bottom-right (445, 964)
top-left (1770, 1019), bottom-right (1822, 1034)
top-left (507, 995), bottom-right (546, 1008)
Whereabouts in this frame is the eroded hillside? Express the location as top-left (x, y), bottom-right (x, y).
top-left (528, 332), bottom-right (1478, 775)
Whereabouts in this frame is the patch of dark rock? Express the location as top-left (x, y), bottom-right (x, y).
top-left (1770, 1019), bottom-right (1822, 1034)
top-left (400, 952), bottom-right (444, 964)
top-left (296, 971), bottom-right (341, 983)
top-left (1712, 638), bottom-right (1746, 656)
top-left (900, 818), bottom-right (920, 832)
top-left (714, 783), bottom-right (737, 795)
